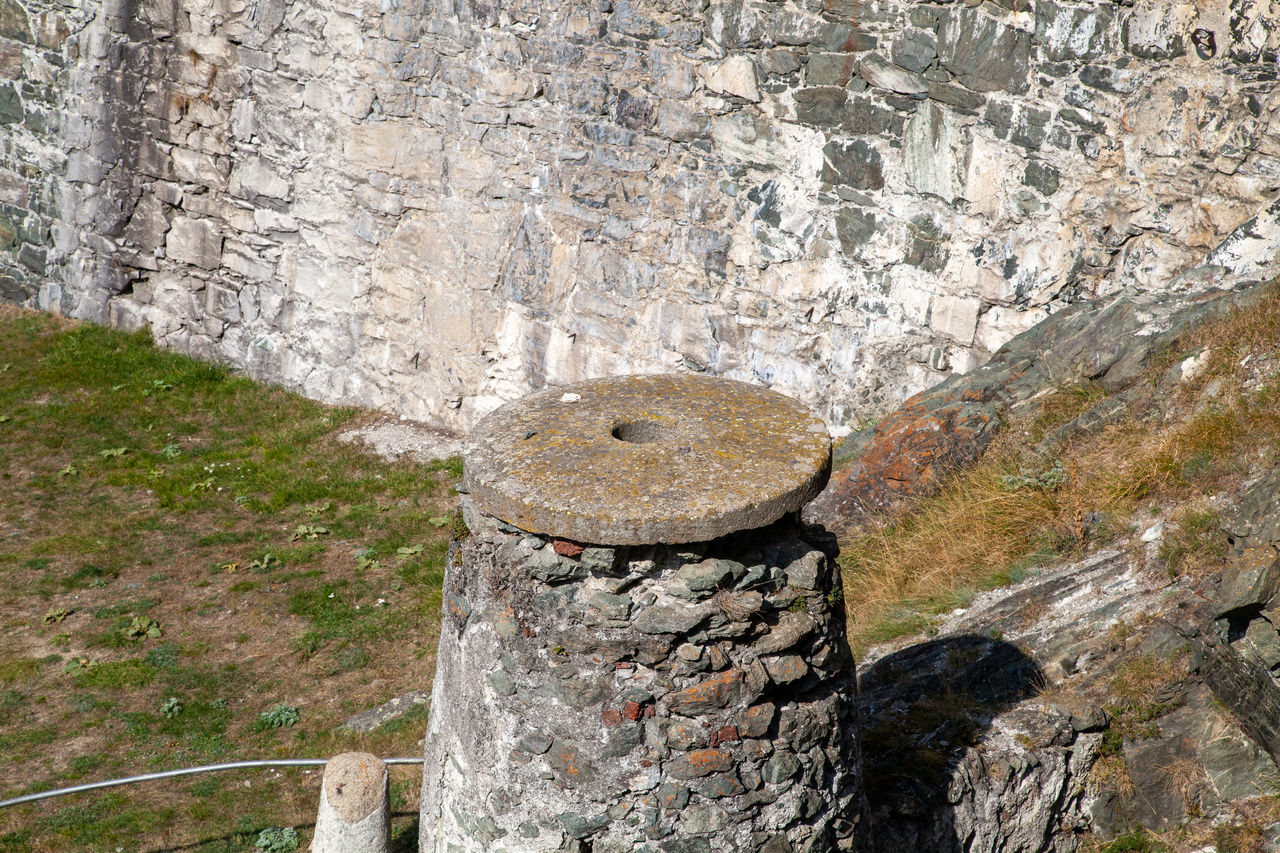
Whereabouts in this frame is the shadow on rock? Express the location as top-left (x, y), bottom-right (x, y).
top-left (858, 635), bottom-right (1046, 853)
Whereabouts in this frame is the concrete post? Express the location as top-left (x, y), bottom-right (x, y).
top-left (311, 752), bottom-right (389, 853)
top-left (421, 375), bottom-right (864, 852)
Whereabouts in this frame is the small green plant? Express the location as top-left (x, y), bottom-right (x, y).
top-left (58, 463), bottom-right (77, 477)
top-left (145, 643), bottom-right (180, 669)
top-left (43, 607), bottom-right (70, 623)
top-left (1098, 828), bottom-right (1172, 852)
top-left (1000, 459), bottom-right (1067, 492)
top-left (98, 446), bottom-right (128, 458)
top-left (396, 544), bottom-right (423, 558)
top-left (291, 524), bottom-right (329, 541)
top-left (62, 656), bottom-right (96, 675)
top-left (160, 443), bottom-right (182, 458)
top-left (254, 826), bottom-right (299, 852)
top-left (257, 704), bottom-right (300, 729)
top-left (249, 553), bottom-right (279, 572)
top-left (305, 501), bottom-right (332, 517)
top-left (160, 696), bottom-right (183, 718)
top-left (451, 510), bottom-right (471, 540)
top-left (124, 615), bottom-right (162, 640)
top-left (427, 516), bottom-right (450, 527)
top-left (142, 378), bottom-right (174, 396)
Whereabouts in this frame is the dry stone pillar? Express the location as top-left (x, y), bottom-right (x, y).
top-left (421, 375), bottom-right (864, 852)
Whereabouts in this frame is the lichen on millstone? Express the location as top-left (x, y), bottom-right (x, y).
top-left (463, 374), bottom-right (831, 545)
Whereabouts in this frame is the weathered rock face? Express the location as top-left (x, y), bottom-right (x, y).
top-left (3, 0), bottom-right (1280, 431)
top-left (806, 278), bottom-right (1279, 531)
top-left (420, 499), bottom-right (863, 852)
top-left (860, 540), bottom-right (1280, 852)
top-left (1198, 470), bottom-right (1280, 766)
top-left (860, 634), bottom-right (1098, 853)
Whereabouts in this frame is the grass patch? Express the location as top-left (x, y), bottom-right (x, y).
top-left (74, 659), bottom-right (158, 690)
top-left (59, 564), bottom-right (117, 590)
top-left (1106, 650), bottom-right (1190, 736)
top-left (841, 456), bottom-right (1082, 651)
top-left (0, 306), bottom-right (449, 850)
top-left (0, 658), bottom-right (42, 685)
top-left (1025, 380), bottom-right (1108, 442)
top-left (1159, 504), bottom-right (1229, 578)
top-left (1090, 828), bottom-right (1173, 852)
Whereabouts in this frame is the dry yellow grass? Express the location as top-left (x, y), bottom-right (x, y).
top-left (840, 287), bottom-right (1280, 654)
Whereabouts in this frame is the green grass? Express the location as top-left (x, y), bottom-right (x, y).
top-left (1159, 505), bottom-right (1228, 577)
top-left (0, 658), bottom-right (42, 684)
top-left (37, 792), bottom-right (171, 848)
top-left (1094, 829), bottom-right (1173, 852)
top-left (0, 306), bottom-right (453, 851)
top-left (74, 659), bottom-right (158, 690)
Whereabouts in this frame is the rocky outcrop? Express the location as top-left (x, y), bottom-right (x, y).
top-left (3, 0), bottom-right (1280, 433)
top-left (1197, 471), bottom-right (1280, 766)
top-left (860, 633), bottom-right (1098, 853)
top-left (862, 534), bottom-right (1280, 851)
top-left (807, 277), bottom-right (1278, 532)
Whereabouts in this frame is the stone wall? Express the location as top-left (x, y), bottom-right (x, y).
top-left (422, 498), bottom-right (862, 851)
top-left (2, 0), bottom-right (1279, 431)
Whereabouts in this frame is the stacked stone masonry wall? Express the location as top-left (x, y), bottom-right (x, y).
top-left (420, 498), bottom-right (861, 851)
top-left (1, 0), bottom-right (1279, 430)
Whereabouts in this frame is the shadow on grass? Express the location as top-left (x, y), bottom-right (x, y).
top-left (143, 815), bottom-right (419, 852)
top-left (858, 635), bottom-right (1045, 853)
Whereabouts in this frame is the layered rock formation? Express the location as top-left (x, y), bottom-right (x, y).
top-left (841, 279), bottom-right (1280, 850)
top-left (3, 0), bottom-right (1279, 431)
top-left (807, 278), bottom-right (1279, 530)
top-left (860, 517), bottom-right (1280, 851)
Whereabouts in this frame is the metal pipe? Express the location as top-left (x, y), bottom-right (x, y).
top-left (0, 758), bottom-right (425, 809)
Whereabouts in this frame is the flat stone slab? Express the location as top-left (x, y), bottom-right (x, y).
top-left (463, 374), bottom-right (831, 545)
top-left (339, 690), bottom-right (431, 732)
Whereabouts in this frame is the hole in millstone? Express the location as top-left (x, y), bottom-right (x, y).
top-left (611, 420), bottom-right (669, 444)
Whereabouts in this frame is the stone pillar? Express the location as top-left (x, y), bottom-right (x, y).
top-left (312, 752), bottom-right (390, 853)
top-left (421, 375), bottom-right (863, 853)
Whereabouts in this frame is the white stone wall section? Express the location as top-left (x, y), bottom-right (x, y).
top-left (1, 0), bottom-right (1279, 432)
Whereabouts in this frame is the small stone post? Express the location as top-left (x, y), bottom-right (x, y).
top-left (311, 752), bottom-right (390, 853)
top-left (421, 375), bottom-right (863, 852)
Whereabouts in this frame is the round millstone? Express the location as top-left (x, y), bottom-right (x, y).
top-left (463, 374), bottom-right (832, 545)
